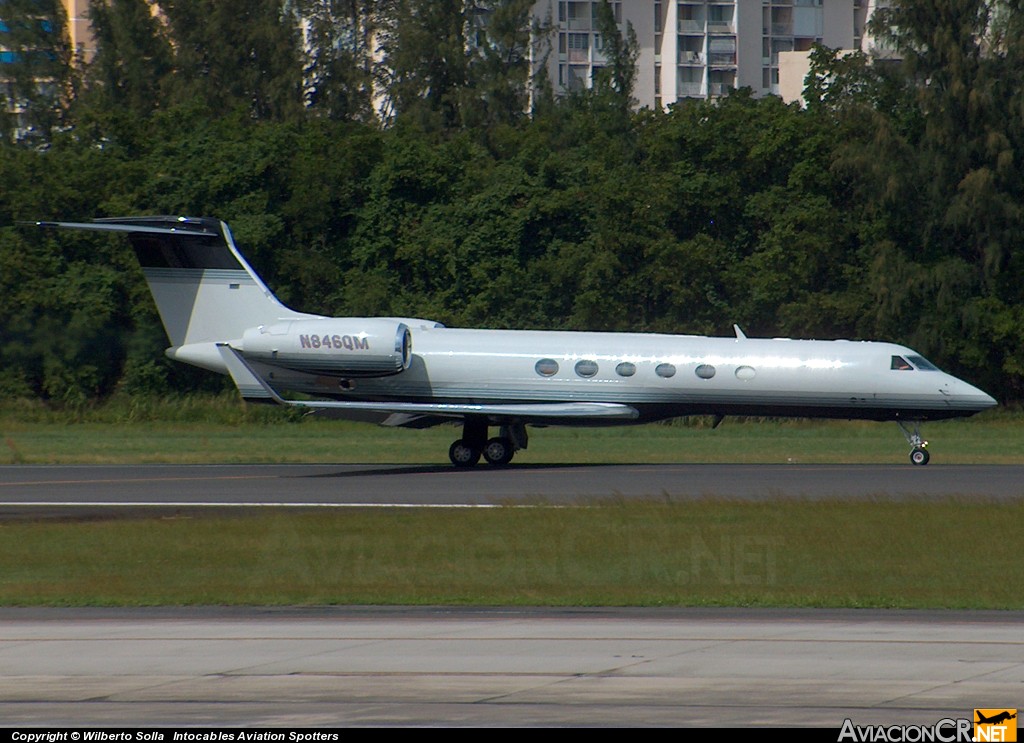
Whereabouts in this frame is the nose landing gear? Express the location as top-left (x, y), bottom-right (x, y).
top-left (897, 421), bottom-right (930, 465)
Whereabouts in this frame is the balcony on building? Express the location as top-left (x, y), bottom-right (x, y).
top-left (677, 1), bottom-right (704, 33)
top-left (562, 1), bottom-right (591, 30)
top-left (707, 3), bottom-right (735, 34)
top-left (677, 64), bottom-right (703, 98)
top-left (677, 34), bottom-right (703, 65)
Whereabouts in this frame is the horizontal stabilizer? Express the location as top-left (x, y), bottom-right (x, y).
top-left (34, 217), bottom-right (315, 347)
top-left (34, 217), bottom-right (222, 238)
top-left (216, 344), bottom-right (639, 421)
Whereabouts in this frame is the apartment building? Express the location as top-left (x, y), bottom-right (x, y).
top-left (537, 1), bottom-right (885, 107)
top-left (6, 1), bottom-right (888, 119)
top-left (63, 0), bottom-right (93, 58)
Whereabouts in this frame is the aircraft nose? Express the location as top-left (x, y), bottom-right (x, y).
top-left (945, 378), bottom-right (997, 412)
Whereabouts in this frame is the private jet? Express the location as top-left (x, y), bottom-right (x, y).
top-left (36, 216), bottom-right (997, 466)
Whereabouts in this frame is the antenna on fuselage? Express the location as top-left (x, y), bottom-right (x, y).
top-left (733, 324), bottom-right (747, 340)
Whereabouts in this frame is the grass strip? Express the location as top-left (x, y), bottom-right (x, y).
top-left (1, 499), bottom-right (1020, 608)
top-left (2, 411), bottom-right (1023, 465)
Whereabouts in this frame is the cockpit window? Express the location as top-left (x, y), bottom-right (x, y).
top-left (891, 356), bottom-right (913, 370)
top-left (906, 354), bottom-right (939, 371)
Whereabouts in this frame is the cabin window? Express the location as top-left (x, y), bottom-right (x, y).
top-left (735, 365), bottom-right (756, 380)
top-left (615, 362), bottom-right (636, 377)
top-left (906, 354), bottom-right (939, 371)
top-left (695, 364), bottom-right (716, 380)
top-left (575, 359), bottom-right (598, 378)
top-left (655, 363), bottom-right (676, 378)
top-left (891, 356), bottom-right (913, 371)
top-left (536, 358), bottom-right (559, 376)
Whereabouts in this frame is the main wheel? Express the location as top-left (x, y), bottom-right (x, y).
top-left (483, 437), bottom-right (515, 466)
top-left (449, 439), bottom-right (481, 468)
top-left (910, 447), bottom-right (930, 466)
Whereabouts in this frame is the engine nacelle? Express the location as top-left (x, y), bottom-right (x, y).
top-left (240, 318), bottom-right (412, 377)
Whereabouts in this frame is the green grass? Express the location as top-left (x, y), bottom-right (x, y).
top-left (1, 500), bottom-right (1020, 608)
top-left (2, 395), bottom-right (1021, 609)
top-left (1, 395), bottom-right (1022, 465)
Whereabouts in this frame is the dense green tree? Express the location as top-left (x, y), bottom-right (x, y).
top-left (836, 0), bottom-right (1024, 397)
top-left (378, 1), bottom-right (538, 131)
top-left (159, 0), bottom-right (304, 120)
top-left (591, 0), bottom-right (638, 114)
top-left (82, 0), bottom-right (173, 117)
top-left (277, 117), bottom-right (383, 312)
top-left (377, 0), bottom-right (469, 129)
top-left (295, 0), bottom-right (383, 122)
top-left (5, 0), bottom-right (1024, 404)
top-left (460, 0), bottom-right (537, 129)
top-left (0, 0), bottom-right (76, 145)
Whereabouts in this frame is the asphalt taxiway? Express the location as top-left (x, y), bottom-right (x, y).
top-left (1, 607), bottom-right (1022, 727)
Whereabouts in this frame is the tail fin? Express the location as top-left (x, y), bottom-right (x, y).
top-left (37, 216), bottom-right (317, 347)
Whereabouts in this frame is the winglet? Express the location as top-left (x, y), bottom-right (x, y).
top-left (733, 324), bottom-right (747, 340)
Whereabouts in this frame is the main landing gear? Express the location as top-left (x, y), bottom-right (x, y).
top-left (897, 420), bottom-right (930, 466)
top-left (448, 417), bottom-right (527, 468)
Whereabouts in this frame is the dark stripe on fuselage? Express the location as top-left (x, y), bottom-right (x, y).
top-left (299, 392), bottom-right (975, 423)
top-left (621, 402), bottom-right (976, 423)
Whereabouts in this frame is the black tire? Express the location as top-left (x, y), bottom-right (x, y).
top-left (483, 437), bottom-right (515, 466)
top-left (449, 439), bottom-right (481, 467)
top-left (910, 448), bottom-right (930, 466)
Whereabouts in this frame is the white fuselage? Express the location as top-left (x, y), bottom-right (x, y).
top-left (41, 217), bottom-right (998, 465)
top-left (258, 327), bottom-right (995, 423)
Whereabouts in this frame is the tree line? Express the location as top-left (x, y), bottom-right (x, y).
top-left (1, 0), bottom-right (1022, 405)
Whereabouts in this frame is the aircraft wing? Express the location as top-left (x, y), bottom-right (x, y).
top-left (216, 344), bottom-right (639, 422)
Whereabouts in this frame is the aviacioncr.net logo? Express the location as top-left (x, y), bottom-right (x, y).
top-left (838, 718), bottom-right (973, 742)
top-left (974, 710), bottom-right (1017, 742)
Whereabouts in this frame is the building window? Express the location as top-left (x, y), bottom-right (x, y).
top-left (568, 32), bottom-right (589, 50)
top-left (568, 32), bottom-right (589, 62)
top-left (593, 1), bottom-right (622, 24)
top-left (568, 65), bottom-right (589, 90)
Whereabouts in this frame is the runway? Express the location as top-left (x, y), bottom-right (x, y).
top-left (1, 464), bottom-right (1023, 517)
top-left (2, 606), bottom-right (1022, 727)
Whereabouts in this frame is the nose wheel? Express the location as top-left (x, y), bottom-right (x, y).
top-left (897, 421), bottom-right (930, 466)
